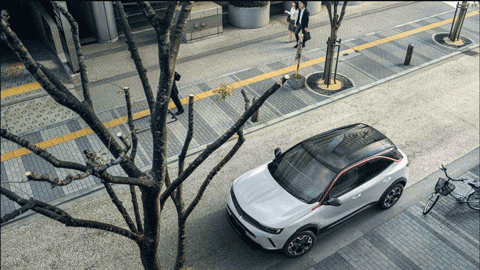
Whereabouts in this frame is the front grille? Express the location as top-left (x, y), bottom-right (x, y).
top-left (226, 205), bottom-right (255, 238)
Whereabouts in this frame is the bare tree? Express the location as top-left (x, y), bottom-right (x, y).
top-left (0, 1), bottom-right (287, 269)
top-left (321, 1), bottom-right (348, 87)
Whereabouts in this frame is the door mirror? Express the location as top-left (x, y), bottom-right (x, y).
top-left (324, 198), bottom-right (342, 206)
top-left (274, 147), bottom-right (282, 158)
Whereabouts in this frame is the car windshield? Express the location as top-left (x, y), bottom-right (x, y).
top-left (268, 145), bottom-right (336, 204)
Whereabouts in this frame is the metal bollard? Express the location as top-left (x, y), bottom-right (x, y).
top-left (404, 44), bottom-right (414, 65)
top-left (250, 97), bottom-right (259, 122)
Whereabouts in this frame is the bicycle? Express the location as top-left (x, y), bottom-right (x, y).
top-left (423, 164), bottom-right (480, 215)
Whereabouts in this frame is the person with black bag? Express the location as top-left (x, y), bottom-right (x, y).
top-left (294, 1), bottom-right (310, 48)
top-left (284, 1), bottom-right (299, 43)
top-left (171, 71), bottom-right (184, 115)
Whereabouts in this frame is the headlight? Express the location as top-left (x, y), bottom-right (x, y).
top-left (230, 186), bottom-right (283, 234)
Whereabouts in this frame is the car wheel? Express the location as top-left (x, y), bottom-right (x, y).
top-left (282, 230), bottom-right (316, 258)
top-left (378, 183), bottom-right (404, 209)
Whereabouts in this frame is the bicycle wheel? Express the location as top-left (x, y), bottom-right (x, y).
top-left (467, 191), bottom-right (480, 210)
top-left (423, 193), bottom-right (440, 215)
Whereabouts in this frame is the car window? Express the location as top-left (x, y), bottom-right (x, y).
top-left (357, 158), bottom-right (394, 185)
top-left (270, 145), bottom-right (335, 204)
top-left (329, 167), bottom-right (359, 198)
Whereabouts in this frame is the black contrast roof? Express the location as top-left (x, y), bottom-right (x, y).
top-left (301, 123), bottom-right (396, 173)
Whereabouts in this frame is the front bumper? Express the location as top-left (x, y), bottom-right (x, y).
top-left (225, 193), bottom-right (290, 251)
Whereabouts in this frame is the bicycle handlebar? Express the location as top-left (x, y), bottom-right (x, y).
top-left (440, 164), bottom-right (466, 182)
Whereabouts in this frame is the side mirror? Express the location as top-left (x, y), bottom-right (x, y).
top-left (274, 147), bottom-right (282, 158)
top-left (324, 198), bottom-right (342, 206)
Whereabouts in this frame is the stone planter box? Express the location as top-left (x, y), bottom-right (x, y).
top-left (285, 74), bottom-right (306, 90)
top-left (182, 2), bottom-right (223, 43)
top-left (228, 3), bottom-right (270, 29)
top-left (284, 2), bottom-right (322, 15)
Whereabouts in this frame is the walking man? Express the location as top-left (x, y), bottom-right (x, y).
top-left (171, 71), bottom-right (184, 115)
top-left (294, 1), bottom-right (309, 48)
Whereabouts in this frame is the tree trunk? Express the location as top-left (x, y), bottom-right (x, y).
top-left (139, 187), bottom-right (162, 270)
top-left (323, 28), bottom-right (338, 86)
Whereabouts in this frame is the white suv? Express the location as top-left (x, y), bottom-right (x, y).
top-left (226, 123), bottom-right (409, 257)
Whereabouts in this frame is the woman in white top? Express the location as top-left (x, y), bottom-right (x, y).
top-left (284, 1), bottom-right (299, 43)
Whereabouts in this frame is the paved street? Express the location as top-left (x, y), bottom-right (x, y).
top-left (1, 2), bottom-right (479, 269)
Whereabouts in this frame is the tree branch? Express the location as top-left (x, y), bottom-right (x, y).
top-left (178, 95), bottom-right (195, 175)
top-left (184, 130), bottom-right (245, 219)
top-left (25, 171), bottom-right (91, 187)
top-left (115, 2), bottom-right (155, 113)
top-left (50, 1), bottom-right (92, 107)
top-left (122, 87), bottom-right (139, 162)
top-left (103, 182), bottom-right (138, 234)
top-left (1, 10), bottom-right (81, 109)
top-left (337, 2), bottom-right (348, 29)
top-left (170, 2), bottom-right (193, 63)
top-left (0, 187), bottom-right (141, 242)
top-left (160, 76), bottom-right (288, 207)
top-left (130, 185), bottom-right (143, 234)
top-left (1, 128), bottom-right (88, 172)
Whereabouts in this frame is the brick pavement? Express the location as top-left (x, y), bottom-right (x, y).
top-left (1, 3), bottom-right (479, 224)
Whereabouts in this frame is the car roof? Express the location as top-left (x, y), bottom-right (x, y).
top-left (300, 123), bottom-right (396, 173)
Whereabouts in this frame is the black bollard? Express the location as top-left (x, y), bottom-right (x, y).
top-left (404, 44), bottom-right (414, 65)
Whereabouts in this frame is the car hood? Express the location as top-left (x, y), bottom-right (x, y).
top-left (232, 163), bottom-right (312, 228)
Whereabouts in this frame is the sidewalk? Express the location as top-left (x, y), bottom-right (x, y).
top-left (1, 1), bottom-right (479, 226)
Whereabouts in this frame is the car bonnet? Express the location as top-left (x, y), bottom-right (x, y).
top-left (232, 163), bottom-right (313, 229)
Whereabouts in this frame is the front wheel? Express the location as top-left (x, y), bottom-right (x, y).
top-left (282, 230), bottom-right (316, 258)
top-left (423, 193), bottom-right (440, 215)
top-left (467, 192), bottom-right (480, 210)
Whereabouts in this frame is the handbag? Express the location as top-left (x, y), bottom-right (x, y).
top-left (303, 31), bottom-right (311, 42)
top-left (286, 15), bottom-right (291, 23)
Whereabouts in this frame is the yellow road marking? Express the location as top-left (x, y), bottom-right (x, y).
top-left (1, 82), bottom-right (42, 99)
top-left (1, 11), bottom-right (478, 162)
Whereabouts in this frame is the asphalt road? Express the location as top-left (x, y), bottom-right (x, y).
top-left (1, 41), bottom-right (478, 270)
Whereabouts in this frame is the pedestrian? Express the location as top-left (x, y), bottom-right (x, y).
top-left (294, 1), bottom-right (310, 48)
top-left (284, 1), bottom-right (299, 43)
top-left (171, 71), bottom-right (184, 115)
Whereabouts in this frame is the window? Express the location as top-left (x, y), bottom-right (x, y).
top-left (329, 167), bottom-right (359, 198)
top-left (357, 158), bottom-right (394, 185)
top-left (269, 145), bottom-right (335, 204)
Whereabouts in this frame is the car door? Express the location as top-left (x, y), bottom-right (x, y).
top-left (355, 157), bottom-right (395, 205)
top-left (315, 166), bottom-right (366, 227)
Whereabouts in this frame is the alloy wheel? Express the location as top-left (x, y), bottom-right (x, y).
top-left (287, 234), bottom-right (313, 256)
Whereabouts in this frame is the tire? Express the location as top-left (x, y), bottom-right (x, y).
top-left (282, 230), bottom-right (316, 258)
top-left (467, 192), bottom-right (480, 210)
top-left (378, 183), bottom-right (404, 209)
top-left (423, 193), bottom-right (440, 215)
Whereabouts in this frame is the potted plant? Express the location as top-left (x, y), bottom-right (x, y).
top-left (228, 1), bottom-right (270, 29)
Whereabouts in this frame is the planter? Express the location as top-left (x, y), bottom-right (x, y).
top-left (284, 2), bottom-right (322, 15)
top-left (308, 1), bottom-right (322, 15)
top-left (228, 3), bottom-right (270, 29)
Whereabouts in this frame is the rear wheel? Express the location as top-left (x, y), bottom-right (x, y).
top-left (378, 183), bottom-right (404, 209)
top-left (283, 230), bottom-right (316, 258)
top-left (467, 192), bottom-right (480, 210)
top-left (423, 193), bottom-right (440, 215)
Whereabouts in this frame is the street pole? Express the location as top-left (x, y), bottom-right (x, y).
top-left (449, 1), bottom-right (469, 42)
